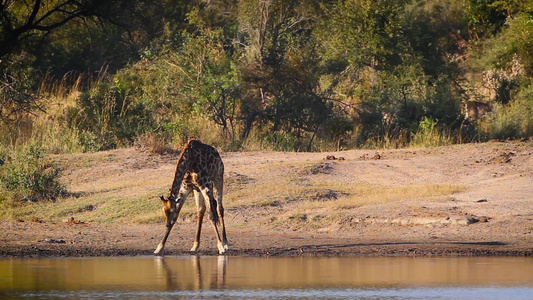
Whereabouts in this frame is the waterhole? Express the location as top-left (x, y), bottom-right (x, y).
top-left (1, 256), bottom-right (532, 299)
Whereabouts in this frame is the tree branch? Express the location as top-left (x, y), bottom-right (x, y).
top-left (33, 1), bottom-right (75, 26)
top-left (1, 0), bottom-right (108, 59)
top-left (32, 10), bottom-right (84, 32)
top-left (25, 0), bottom-right (42, 29)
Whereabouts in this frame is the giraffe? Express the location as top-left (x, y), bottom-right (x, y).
top-left (154, 139), bottom-right (228, 255)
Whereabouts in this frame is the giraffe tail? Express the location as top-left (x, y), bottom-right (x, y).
top-left (208, 198), bottom-right (220, 225)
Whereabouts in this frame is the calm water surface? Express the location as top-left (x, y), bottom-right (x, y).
top-left (1, 256), bottom-right (532, 299)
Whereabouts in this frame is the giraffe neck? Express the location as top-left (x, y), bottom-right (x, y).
top-left (170, 142), bottom-right (193, 197)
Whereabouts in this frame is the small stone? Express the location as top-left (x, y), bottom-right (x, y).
top-left (44, 238), bottom-right (66, 244)
top-left (467, 217), bottom-right (480, 224)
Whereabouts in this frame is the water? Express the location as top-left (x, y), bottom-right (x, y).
top-left (1, 256), bottom-right (532, 299)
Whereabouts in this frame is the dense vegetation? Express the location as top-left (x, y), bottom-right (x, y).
top-left (1, 0), bottom-right (532, 201)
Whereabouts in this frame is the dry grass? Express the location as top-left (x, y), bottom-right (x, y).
top-left (249, 181), bottom-right (466, 231)
top-left (0, 146), bottom-right (468, 231)
top-left (225, 174), bottom-right (310, 208)
top-left (222, 159), bottom-right (466, 230)
top-left (0, 73), bottom-right (83, 153)
top-left (303, 181), bottom-right (466, 209)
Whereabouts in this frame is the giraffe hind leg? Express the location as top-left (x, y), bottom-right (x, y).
top-left (218, 205), bottom-right (229, 250)
top-left (214, 180), bottom-right (228, 250)
top-left (200, 186), bottom-right (225, 254)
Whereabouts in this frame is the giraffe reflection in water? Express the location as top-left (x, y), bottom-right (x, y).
top-left (156, 255), bottom-right (228, 290)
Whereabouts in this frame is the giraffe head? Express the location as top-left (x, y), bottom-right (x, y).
top-left (160, 194), bottom-right (177, 227)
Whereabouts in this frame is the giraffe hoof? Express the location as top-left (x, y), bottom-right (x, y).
top-left (190, 243), bottom-right (199, 252)
top-left (154, 243), bottom-right (164, 255)
top-left (217, 243), bottom-right (226, 254)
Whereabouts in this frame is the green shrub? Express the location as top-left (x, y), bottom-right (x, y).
top-left (262, 132), bottom-right (303, 151)
top-left (411, 117), bottom-right (454, 147)
top-left (479, 97), bottom-right (533, 140)
top-left (0, 145), bottom-right (66, 203)
top-left (70, 78), bottom-right (154, 151)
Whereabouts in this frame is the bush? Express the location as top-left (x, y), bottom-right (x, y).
top-left (411, 117), bottom-right (454, 147)
top-left (0, 145), bottom-right (66, 202)
top-left (478, 97), bottom-right (533, 140)
top-left (134, 132), bottom-right (176, 155)
top-left (0, 56), bottom-right (40, 123)
top-left (262, 132), bottom-right (303, 151)
top-left (70, 77), bottom-right (154, 151)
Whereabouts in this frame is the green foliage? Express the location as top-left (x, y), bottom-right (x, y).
top-left (411, 117), bottom-right (454, 147)
top-left (481, 13), bottom-right (533, 75)
top-left (0, 0), bottom-right (194, 76)
top-left (317, 0), bottom-right (405, 67)
top-left (316, 0), bottom-right (464, 147)
top-left (472, 9), bottom-right (533, 140)
top-left (0, 55), bottom-right (40, 123)
top-left (70, 76), bottom-right (154, 151)
top-left (479, 83), bottom-right (533, 139)
top-left (2, 0), bottom-right (533, 154)
top-left (467, 0), bottom-right (510, 37)
top-left (262, 132), bottom-right (304, 152)
top-left (0, 145), bottom-right (66, 203)
top-left (236, 0), bottom-right (334, 144)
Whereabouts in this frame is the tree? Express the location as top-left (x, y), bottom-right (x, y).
top-left (467, 0), bottom-right (511, 39)
top-left (237, 0), bottom-right (331, 142)
top-left (1, 0), bottom-right (103, 59)
top-left (0, 57), bottom-right (41, 123)
top-left (314, 0), bottom-right (465, 143)
top-left (0, 0), bottom-right (108, 123)
top-left (0, 0), bottom-right (194, 123)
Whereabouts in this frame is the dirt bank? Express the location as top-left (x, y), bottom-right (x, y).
top-left (1, 141), bottom-right (532, 257)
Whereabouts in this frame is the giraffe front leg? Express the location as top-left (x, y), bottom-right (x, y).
top-left (190, 207), bottom-right (205, 252)
top-left (154, 216), bottom-right (175, 255)
top-left (154, 197), bottom-right (184, 255)
top-left (191, 190), bottom-right (206, 253)
top-left (154, 243), bottom-right (163, 254)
